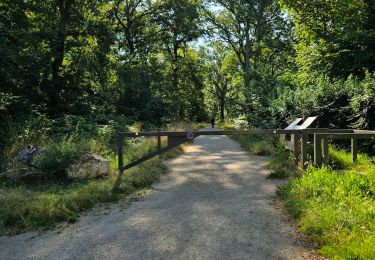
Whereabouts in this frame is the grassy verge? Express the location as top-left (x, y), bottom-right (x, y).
top-left (0, 121), bottom-right (199, 235)
top-left (278, 163), bottom-right (375, 259)
top-left (276, 148), bottom-right (375, 259)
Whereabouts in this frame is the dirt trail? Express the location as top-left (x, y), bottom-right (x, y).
top-left (0, 127), bottom-right (320, 260)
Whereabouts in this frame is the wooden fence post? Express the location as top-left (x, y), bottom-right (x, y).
top-left (292, 134), bottom-right (300, 165)
top-left (117, 134), bottom-right (124, 175)
top-left (322, 138), bottom-right (329, 165)
top-left (301, 132), bottom-right (308, 169)
top-left (113, 134), bottom-right (125, 193)
top-left (314, 133), bottom-right (322, 167)
top-left (351, 138), bottom-right (358, 162)
top-left (157, 134), bottom-right (161, 151)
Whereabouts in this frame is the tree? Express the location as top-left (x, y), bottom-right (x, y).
top-left (279, 0), bottom-right (375, 79)
top-left (49, 0), bottom-right (75, 116)
top-left (156, 0), bottom-right (202, 93)
top-left (204, 0), bottom-right (291, 85)
top-left (203, 0), bottom-right (294, 127)
top-left (112, 0), bottom-right (165, 60)
top-left (203, 44), bottom-right (241, 122)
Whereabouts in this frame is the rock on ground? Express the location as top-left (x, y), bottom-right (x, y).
top-left (0, 127), bottom-right (321, 260)
top-left (67, 153), bottom-right (110, 179)
top-left (15, 144), bottom-right (45, 166)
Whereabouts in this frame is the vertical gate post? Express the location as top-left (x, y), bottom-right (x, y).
top-left (351, 138), bottom-right (358, 162)
top-left (322, 138), bottom-right (329, 165)
top-left (157, 133), bottom-right (161, 151)
top-left (314, 134), bottom-right (322, 167)
top-left (117, 134), bottom-right (124, 175)
top-left (113, 134), bottom-right (125, 193)
top-left (291, 134), bottom-right (300, 165)
top-left (301, 132), bottom-right (308, 169)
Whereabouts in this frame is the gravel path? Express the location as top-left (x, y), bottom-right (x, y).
top-left (0, 127), bottom-right (320, 260)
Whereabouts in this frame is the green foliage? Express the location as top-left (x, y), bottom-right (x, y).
top-left (0, 0), bottom-right (207, 144)
top-left (349, 71), bottom-right (375, 130)
top-left (279, 0), bottom-right (375, 78)
top-left (32, 138), bottom-right (88, 179)
top-left (205, 0), bottom-right (294, 128)
top-left (202, 43), bottom-right (244, 121)
top-left (328, 146), bottom-right (370, 170)
top-left (251, 140), bottom-right (274, 156)
top-left (273, 71), bottom-right (375, 130)
top-left (278, 165), bottom-right (375, 259)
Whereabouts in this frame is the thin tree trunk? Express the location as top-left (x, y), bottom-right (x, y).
top-left (244, 22), bottom-right (251, 88)
top-left (172, 41), bottom-right (183, 118)
top-left (172, 42), bottom-right (178, 90)
top-left (220, 96), bottom-right (225, 122)
top-left (50, 0), bottom-right (74, 116)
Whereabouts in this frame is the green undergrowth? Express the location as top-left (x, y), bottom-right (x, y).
top-left (0, 120), bottom-right (199, 235)
top-left (278, 163), bottom-right (375, 259)
top-left (277, 149), bottom-right (375, 259)
top-left (328, 146), bottom-right (371, 171)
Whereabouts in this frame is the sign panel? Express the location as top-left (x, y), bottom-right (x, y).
top-left (285, 117), bottom-right (317, 130)
top-left (187, 132), bottom-right (194, 140)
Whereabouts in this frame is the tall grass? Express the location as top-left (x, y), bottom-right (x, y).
top-left (276, 147), bottom-right (375, 259)
top-left (278, 165), bottom-right (375, 259)
top-left (267, 143), bottom-right (295, 178)
top-left (328, 146), bottom-right (370, 170)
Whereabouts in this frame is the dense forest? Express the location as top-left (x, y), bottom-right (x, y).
top-left (1, 0), bottom-right (375, 168)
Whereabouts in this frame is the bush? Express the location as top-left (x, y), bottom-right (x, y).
top-left (32, 137), bottom-right (89, 179)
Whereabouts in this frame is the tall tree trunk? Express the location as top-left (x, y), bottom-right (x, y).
top-left (172, 41), bottom-right (183, 118)
top-left (220, 96), bottom-right (225, 122)
top-left (172, 42), bottom-right (179, 90)
top-left (49, 0), bottom-right (74, 116)
top-left (244, 22), bottom-right (251, 88)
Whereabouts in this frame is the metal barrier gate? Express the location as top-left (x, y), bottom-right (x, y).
top-left (117, 129), bottom-right (299, 175)
top-left (116, 117), bottom-right (375, 179)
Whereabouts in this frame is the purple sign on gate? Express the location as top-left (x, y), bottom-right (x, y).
top-left (187, 132), bottom-right (194, 140)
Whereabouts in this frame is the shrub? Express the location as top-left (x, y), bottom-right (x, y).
top-left (32, 137), bottom-right (89, 179)
top-left (272, 72), bottom-right (375, 131)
